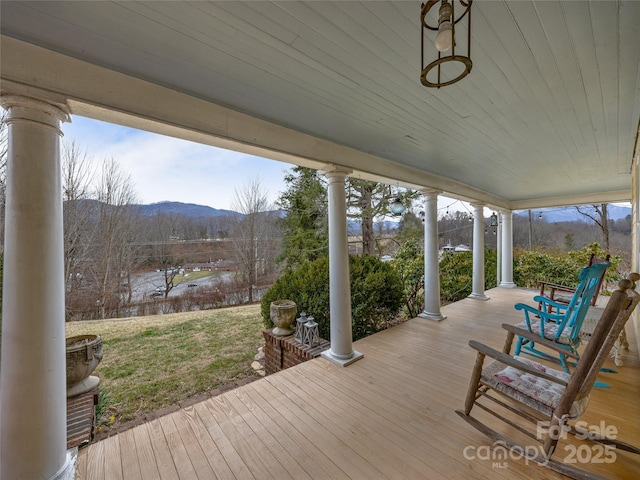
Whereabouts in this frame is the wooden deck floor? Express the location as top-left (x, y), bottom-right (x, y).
top-left (76, 287), bottom-right (640, 479)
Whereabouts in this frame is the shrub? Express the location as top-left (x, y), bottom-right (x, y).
top-left (514, 243), bottom-right (621, 290)
top-left (438, 248), bottom-right (499, 303)
top-left (514, 250), bottom-right (579, 288)
top-left (390, 239), bottom-right (424, 318)
top-left (261, 255), bottom-right (403, 341)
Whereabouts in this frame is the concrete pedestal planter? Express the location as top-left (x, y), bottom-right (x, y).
top-left (66, 334), bottom-right (103, 397)
top-left (270, 300), bottom-right (297, 336)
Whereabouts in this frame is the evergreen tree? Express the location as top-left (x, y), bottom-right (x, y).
top-left (397, 210), bottom-right (424, 243)
top-left (276, 167), bottom-right (328, 269)
top-left (564, 233), bottom-right (576, 251)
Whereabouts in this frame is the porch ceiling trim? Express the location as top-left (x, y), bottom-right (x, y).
top-left (511, 190), bottom-right (631, 211)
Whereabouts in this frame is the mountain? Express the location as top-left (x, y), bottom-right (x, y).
top-left (134, 201), bottom-right (240, 218)
top-left (516, 205), bottom-right (631, 223)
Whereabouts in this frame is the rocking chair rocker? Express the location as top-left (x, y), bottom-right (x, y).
top-left (514, 262), bottom-right (610, 371)
top-left (456, 275), bottom-right (640, 480)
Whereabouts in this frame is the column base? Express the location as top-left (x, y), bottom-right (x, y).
top-left (468, 293), bottom-right (490, 301)
top-left (499, 282), bottom-right (517, 288)
top-left (51, 448), bottom-right (77, 480)
top-left (418, 311), bottom-right (446, 322)
top-left (321, 349), bottom-right (363, 367)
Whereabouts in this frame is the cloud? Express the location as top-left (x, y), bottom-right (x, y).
top-left (62, 116), bottom-right (290, 209)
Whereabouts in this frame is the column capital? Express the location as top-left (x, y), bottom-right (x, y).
top-left (1, 94), bottom-right (70, 136)
top-left (1, 80), bottom-right (71, 120)
top-left (321, 164), bottom-right (352, 181)
top-left (470, 201), bottom-right (485, 208)
top-left (419, 187), bottom-right (441, 196)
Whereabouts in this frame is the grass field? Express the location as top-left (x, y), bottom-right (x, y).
top-left (66, 304), bottom-right (264, 430)
top-left (173, 270), bottom-right (218, 284)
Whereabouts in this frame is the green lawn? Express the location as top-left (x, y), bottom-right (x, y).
top-left (66, 304), bottom-right (264, 429)
top-left (173, 270), bottom-right (218, 284)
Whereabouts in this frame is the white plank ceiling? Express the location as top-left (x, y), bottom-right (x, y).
top-left (1, 1), bottom-right (639, 208)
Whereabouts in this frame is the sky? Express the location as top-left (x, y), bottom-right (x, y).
top-left (62, 116), bottom-right (293, 211)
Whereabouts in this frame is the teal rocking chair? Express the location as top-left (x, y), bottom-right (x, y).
top-left (513, 262), bottom-right (610, 372)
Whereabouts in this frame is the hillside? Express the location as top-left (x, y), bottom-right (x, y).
top-left (135, 201), bottom-right (239, 218)
top-left (516, 205), bottom-right (631, 223)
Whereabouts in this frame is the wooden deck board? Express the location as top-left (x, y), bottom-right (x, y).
top-left (267, 370), bottom-right (428, 479)
top-left (227, 388), bottom-right (314, 480)
top-left (192, 401), bottom-right (255, 479)
top-left (84, 433), bottom-right (105, 480)
top-left (243, 382), bottom-right (350, 480)
top-left (145, 418), bottom-right (179, 480)
top-left (177, 405), bottom-right (235, 480)
top-left (118, 429), bottom-right (142, 480)
top-left (171, 408), bottom-right (221, 479)
top-left (202, 394), bottom-right (275, 479)
top-left (277, 365), bottom-right (461, 479)
top-left (157, 413), bottom-right (198, 480)
top-left (287, 363), bottom-right (497, 479)
top-left (76, 287), bottom-right (640, 479)
top-left (260, 374), bottom-right (388, 479)
top-left (132, 423), bottom-right (161, 480)
top-left (101, 435), bottom-right (124, 480)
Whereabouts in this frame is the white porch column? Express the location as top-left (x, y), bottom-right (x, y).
top-left (496, 215), bottom-right (502, 286)
top-left (632, 152), bottom-right (640, 354)
top-left (499, 209), bottom-right (517, 288)
top-left (469, 203), bottom-right (488, 300)
top-left (0, 95), bottom-right (73, 479)
top-left (320, 166), bottom-right (363, 366)
top-left (419, 189), bottom-right (446, 321)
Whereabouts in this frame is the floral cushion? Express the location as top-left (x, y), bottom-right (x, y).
top-left (515, 320), bottom-right (573, 345)
top-left (493, 356), bottom-right (589, 418)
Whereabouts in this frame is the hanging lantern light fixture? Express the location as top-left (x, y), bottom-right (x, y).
top-left (489, 212), bottom-right (498, 235)
top-left (390, 198), bottom-right (405, 216)
top-left (421, 0), bottom-right (473, 88)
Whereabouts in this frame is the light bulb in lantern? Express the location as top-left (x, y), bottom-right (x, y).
top-left (435, 21), bottom-right (453, 52)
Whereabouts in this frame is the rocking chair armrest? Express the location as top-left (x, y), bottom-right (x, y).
top-left (539, 281), bottom-right (576, 293)
top-left (533, 295), bottom-right (569, 312)
top-left (501, 324), bottom-right (580, 360)
top-left (514, 302), bottom-right (564, 323)
top-left (468, 340), bottom-right (568, 386)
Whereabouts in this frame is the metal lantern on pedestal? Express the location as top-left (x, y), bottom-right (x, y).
top-left (295, 312), bottom-right (308, 343)
top-left (302, 316), bottom-right (320, 348)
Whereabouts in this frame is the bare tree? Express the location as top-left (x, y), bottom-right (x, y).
top-left (346, 179), bottom-right (417, 255)
top-left (437, 211), bottom-right (474, 247)
top-left (62, 141), bottom-right (95, 299)
top-left (159, 257), bottom-right (183, 299)
top-left (231, 178), bottom-right (279, 303)
top-left (575, 204), bottom-right (610, 251)
top-left (90, 159), bottom-right (140, 318)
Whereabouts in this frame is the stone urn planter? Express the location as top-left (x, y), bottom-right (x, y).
top-left (270, 300), bottom-right (297, 336)
top-left (66, 334), bottom-right (103, 398)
